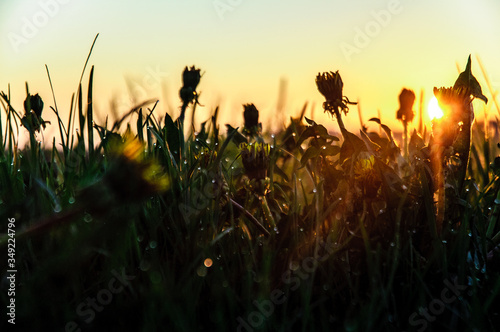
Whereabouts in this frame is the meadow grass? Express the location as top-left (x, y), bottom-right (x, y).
top-left (0, 50), bottom-right (499, 332)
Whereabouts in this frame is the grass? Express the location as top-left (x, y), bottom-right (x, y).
top-left (0, 47), bottom-right (499, 332)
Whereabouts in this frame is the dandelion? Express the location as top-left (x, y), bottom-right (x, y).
top-left (430, 55), bottom-right (488, 235)
top-left (432, 86), bottom-right (472, 147)
top-left (353, 153), bottom-right (381, 198)
top-left (180, 66), bottom-right (201, 105)
top-left (315, 71), bottom-right (356, 130)
top-left (396, 88), bottom-right (415, 159)
top-left (105, 134), bottom-right (170, 201)
top-left (21, 93), bottom-right (48, 133)
top-left (242, 103), bottom-right (262, 138)
top-left (396, 89), bottom-right (415, 123)
top-left (178, 65), bottom-right (202, 123)
top-left (240, 142), bottom-right (269, 181)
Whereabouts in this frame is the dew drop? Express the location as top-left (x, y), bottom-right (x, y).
top-left (204, 258), bottom-right (213, 267)
top-left (83, 213), bottom-right (93, 223)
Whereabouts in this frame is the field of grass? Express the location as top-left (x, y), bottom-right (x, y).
top-left (1, 49), bottom-right (500, 332)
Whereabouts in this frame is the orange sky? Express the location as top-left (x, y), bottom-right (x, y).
top-left (1, 0), bottom-right (500, 144)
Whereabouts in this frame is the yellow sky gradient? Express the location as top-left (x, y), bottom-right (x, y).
top-left (1, 0), bottom-right (500, 144)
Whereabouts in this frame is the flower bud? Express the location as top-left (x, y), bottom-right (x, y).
top-left (243, 103), bottom-right (261, 137)
top-left (396, 89), bottom-right (415, 122)
top-left (24, 93), bottom-right (44, 118)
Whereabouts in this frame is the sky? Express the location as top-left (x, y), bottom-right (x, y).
top-left (1, 0), bottom-right (500, 143)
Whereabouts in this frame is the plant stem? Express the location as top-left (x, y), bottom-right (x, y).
top-left (334, 108), bottom-right (345, 131)
top-left (403, 120), bottom-right (409, 160)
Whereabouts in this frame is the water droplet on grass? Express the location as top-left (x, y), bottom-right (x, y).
top-left (140, 260), bottom-right (151, 271)
top-left (204, 258), bottom-right (213, 267)
top-left (84, 213), bottom-right (92, 223)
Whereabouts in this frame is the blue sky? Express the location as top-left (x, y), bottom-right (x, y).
top-left (1, 0), bottom-right (500, 141)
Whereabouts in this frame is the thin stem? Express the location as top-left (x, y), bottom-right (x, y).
top-left (334, 108), bottom-right (345, 131)
top-left (403, 121), bottom-right (409, 160)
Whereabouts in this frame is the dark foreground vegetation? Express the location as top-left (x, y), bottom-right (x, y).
top-left (1, 46), bottom-right (499, 331)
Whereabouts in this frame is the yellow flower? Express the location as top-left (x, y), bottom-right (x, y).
top-left (240, 142), bottom-right (269, 181)
top-left (106, 134), bottom-right (169, 201)
top-left (353, 153), bottom-right (380, 198)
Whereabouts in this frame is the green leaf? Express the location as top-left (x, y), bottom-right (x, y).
top-left (320, 145), bottom-right (340, 157)
top-left (300, 146), bottom-right (320, 167)
top-left (339, 128), bottom-right (367, 164)
top-left (225, 124), bottom-right (248, 145)
top-left (454, 55), bottom-right (488, 103)
top-left (163, 112), bottom-right (180, 161)
top-left (274, 165), bottom-right (289, 182)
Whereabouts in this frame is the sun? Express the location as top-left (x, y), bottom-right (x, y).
top-left (428, 97), bottom-right (444, 120)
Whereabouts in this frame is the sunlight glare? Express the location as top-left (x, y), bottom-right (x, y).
top-left (428, 97), bottom-right (444, 120)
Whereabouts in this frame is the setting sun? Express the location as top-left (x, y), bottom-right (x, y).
top-left (428, 96), bottom-right (444, 120)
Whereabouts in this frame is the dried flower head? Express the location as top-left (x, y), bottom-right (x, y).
top-left (240, 142), bottom-right (269, 181)
top-left (316, 71), bottom-right (356, 117)
top-left (243, 103), bottom-right (261, 137)
top-left (396, 89), bottom-right (415, 122)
